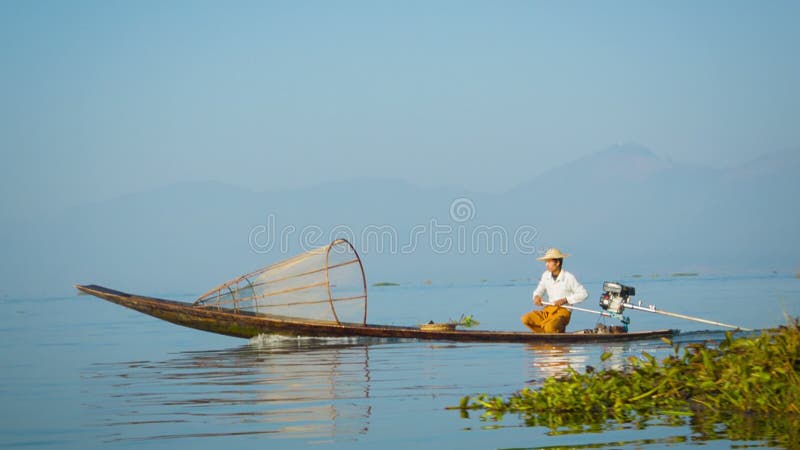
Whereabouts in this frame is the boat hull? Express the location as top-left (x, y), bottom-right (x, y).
top-left (75, 284), bottom-right (675, 343)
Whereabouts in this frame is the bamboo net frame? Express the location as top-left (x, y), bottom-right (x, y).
top-left (194, 239), bottom-right (368, 325)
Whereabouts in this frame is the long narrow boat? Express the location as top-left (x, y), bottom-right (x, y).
top-left (76, 240), bottom-right (675, 343)
top-left (75, 284), bottom-right (674, 343)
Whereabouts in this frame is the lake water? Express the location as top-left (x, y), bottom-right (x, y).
top-left (2, 275), bottom-right (798, 449)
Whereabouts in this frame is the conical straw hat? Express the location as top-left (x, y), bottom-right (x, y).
top-left (536, 248), bottom-right (570, 261)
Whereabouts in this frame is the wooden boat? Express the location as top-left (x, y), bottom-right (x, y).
top-left (76, 240), bottom-right (675, 343)
top-left (74, 284), bottom-right (674, 343)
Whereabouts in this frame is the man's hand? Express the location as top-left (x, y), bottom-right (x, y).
top-left (534, 295), bottom-right (543, 306)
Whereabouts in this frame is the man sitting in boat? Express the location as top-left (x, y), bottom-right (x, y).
top-left (521, 248), bottom-right (588, 333)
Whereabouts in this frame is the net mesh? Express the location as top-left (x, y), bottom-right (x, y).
top-left (194, 239), bottom-right (368, 325)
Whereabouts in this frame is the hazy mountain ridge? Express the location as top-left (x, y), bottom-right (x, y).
top-left (2, 145), bottom-right (797, 299)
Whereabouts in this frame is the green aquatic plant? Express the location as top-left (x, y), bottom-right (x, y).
top-left (671, 272), bottom-right (699, 277)
top-left (449, 314), bottom-right (480, 328)
top-left (372, 281), bottom-right (400, 287)
top-left (455, 318), bottom-right (800, 443)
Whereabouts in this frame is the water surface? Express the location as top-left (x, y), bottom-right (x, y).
top-left (1, 275), bottom-right (798, 449)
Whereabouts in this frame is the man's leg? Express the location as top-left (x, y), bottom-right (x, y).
top-left (540, 307), bottom-right (572, 333)
top-left (521, 310), bottom-right (547, 333)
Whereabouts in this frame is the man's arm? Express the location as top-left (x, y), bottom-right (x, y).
top-left (565, 274), bottom-right (589, 305)
top-left (532, 274), bottom-right (546, 306)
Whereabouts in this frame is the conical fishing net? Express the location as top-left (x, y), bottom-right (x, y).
top-left (194, 239), bottom-right (367, 325)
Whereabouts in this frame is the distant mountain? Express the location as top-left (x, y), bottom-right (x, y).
top-left (510, 143), bottom-right (675, 189)
top-left (504, 144), bottom-right (798, 275)
top-left (2, 145), bottom-right (798, 299)
top-left (725, 148), bottom-right (800, 181)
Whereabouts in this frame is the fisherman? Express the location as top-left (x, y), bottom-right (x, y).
top-left (521, 248), bottom-right (588, 333)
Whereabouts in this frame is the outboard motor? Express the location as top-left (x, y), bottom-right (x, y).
top-left (599, 281), bottom-right (636, 314)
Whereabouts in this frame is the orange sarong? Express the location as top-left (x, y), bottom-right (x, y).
top-left (521, 305), bottom-right (572, 333)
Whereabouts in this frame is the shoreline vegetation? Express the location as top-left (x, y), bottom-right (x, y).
top-left (630, 272), bottom-right (698, 278)
top-left (375, 273), bottom-right (794, 288)
top-left (454, 319), bottom-right (799, 446)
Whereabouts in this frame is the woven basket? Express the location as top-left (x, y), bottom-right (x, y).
top-left (420, 322), bottom-right (457, 331)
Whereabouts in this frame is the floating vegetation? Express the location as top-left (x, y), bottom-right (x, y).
top-left (455, 319), bottom-right (800, 446)
top-left (372, 281), bottom-right (400, 287)
top-left (450, 314), bottom-right (480, 328)
top-left (420, 315), bottom-right (480, 331)
top-left (671, 272), bottom-right (699, 277)
top-left (631, 274), bottom-right (643, 278)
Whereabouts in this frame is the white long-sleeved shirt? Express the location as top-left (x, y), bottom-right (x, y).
top-left (532, 269), bottom-right (588, 305)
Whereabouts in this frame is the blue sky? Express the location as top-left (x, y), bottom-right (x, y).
top-left (2, 0), bottom-right (798, 218)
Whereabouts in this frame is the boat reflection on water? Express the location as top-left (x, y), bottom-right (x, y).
top-left (524, 343), bottom-right (630, 381)
top-left (525, 344), bottom-right (587, 381)
top-left (86, 337), bottom-right (376, 443)
top-left (522, 331), bottom-right (742, 382)
top-left (247, 336), bottom-right (373, 440)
